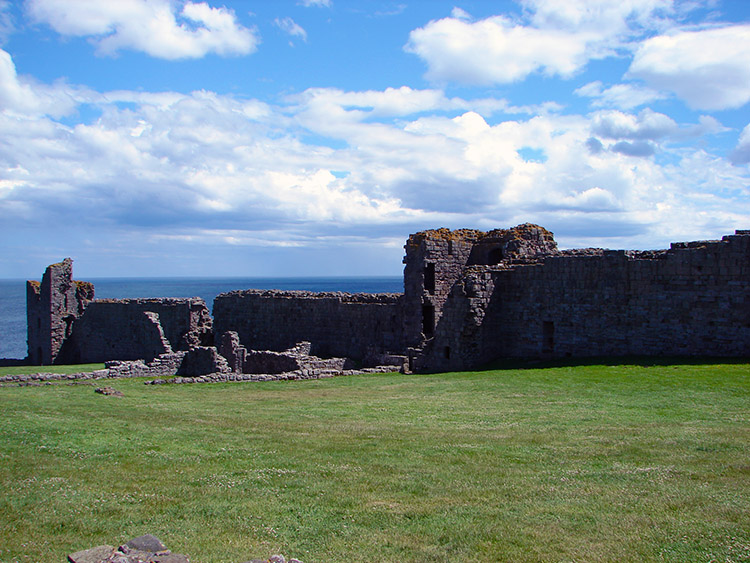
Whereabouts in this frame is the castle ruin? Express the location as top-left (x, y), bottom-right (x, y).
top-left (27, 224), bottom-right (750, 374)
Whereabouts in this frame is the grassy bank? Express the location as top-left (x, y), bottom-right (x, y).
top-left (0, 362), bottom-right (748, 562)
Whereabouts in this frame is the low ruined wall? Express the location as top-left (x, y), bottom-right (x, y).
top-left (59, 298), bottom-right (212, 363)
top-left (213, 290), bottom-right (403, 360)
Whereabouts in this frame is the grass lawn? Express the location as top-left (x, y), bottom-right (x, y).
top-left (0, 364), bottom-right (106, 377)
top-left (0, 362), bottom-right (748, 562)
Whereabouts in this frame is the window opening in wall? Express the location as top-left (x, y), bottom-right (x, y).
top-left (444, 346), bottom-right (451, 359)
top-left (422, 304), bottom-right (435, 337)
top-left (424, 263), bottom-right (435, 294)
top-left (488, 248), bottom-right (504, 265)
top-left (64, 315), bottom-right (75, 338)
top-left (447, 240), bottom-right (454, 255)
top-left (543, 321), bottom-right (554, 354)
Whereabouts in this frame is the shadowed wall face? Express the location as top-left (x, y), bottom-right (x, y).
top-left (213, 290), bottom-right (403, 361)
top-left (26, 258), bottom-right (93, 365)
top-left (416, 232), bottom-right (750, 371)
top-left (58, 298), bottom-right (213, 364)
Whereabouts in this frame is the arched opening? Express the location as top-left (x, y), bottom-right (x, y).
top-left (64, 315), bottom-right (75, 338)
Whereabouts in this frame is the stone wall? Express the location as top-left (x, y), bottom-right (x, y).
top-left (25, 225), bottom-right (750, 374)
top-left (58, 298), bottom-right (213, 363)
top-left (26, 258), bottom-right (94, 365)
top-left (213, 290), bottom-right (403, 361)
top-left (402, 228), bottom-right (482, 349)
top-left (402, 224), bottom-right (558, 360)
top-left (416, 230), bottom-right (750, 370)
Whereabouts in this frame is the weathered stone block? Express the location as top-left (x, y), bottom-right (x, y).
top-left (177, 346), bottom-right (230, 377)
top-left (67, 545), bottom-right (115, 563)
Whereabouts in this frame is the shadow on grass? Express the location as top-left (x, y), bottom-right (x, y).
top-left (0, 358), bottom-right (29, 367)
top-left (476, 354), bottom-right (750, 372)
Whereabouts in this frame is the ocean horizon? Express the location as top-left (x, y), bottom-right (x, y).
top-left (0, 276), bottom-right (403, 361)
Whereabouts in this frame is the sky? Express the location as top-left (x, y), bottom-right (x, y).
top-left (1, 0), bottom-right (749, 278)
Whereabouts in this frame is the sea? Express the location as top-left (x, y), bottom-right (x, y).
top-left (0, 276), bottom-right (403, 360)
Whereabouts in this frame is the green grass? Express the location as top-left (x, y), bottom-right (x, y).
top-left (0, 362), bottom-right (748, 562)
top-left (0, 364), bottom-right (105, 377)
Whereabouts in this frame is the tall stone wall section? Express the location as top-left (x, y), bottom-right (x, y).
top-left (58, 298), bottom-right (213, 364)
top-left (402, 229), bottom-right (480, 349)
top-left (402, 224), bottom-right (559, 367)
top-left (412, 268), bottom-right (498, 372)
top-left (26, 258), bottom-right (94, 365)
top-left (213, 290), bottom-right (403, 361)
top-left (493, 234), bottom-right (750, 359)
top-left (417, 231), bottom-right (750, 370)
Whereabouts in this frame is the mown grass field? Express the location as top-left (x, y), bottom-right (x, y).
top-left (0, 361), bottom-right (748, 562)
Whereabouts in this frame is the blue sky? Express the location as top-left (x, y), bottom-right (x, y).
top-left (1, 0), bottom-right (749, 278)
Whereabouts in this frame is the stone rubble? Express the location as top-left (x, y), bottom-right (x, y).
top-left (67, 535), bottom-right (303, 563)
top-left (0, 361), bottom-right (399, 387)
top-left (0, 336), bottom-right (405, 387)
top-left (145, 364), bottom-right (398, 385)
top-left (94, 386), bottom-right (123, 396)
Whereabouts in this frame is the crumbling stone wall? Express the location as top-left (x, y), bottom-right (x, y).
top-left (416, 230), bottom-right (750, 370)
top-left (499, 233), bottom-right (750, 359)
top-left (402, 224), bottom-right (558, 360)
top-left (213, 290), bottom-right (403, 361)
top-left (411, 268), bottom-right (497, 372)
top-left (58, 298), bottom-right (212, 363)
top-left (105, 352), bottom-right (187, 378)
top-left (402, 228), bottom-right (481, 349)
top-left (26, 258), bottom-right (94, 365)
top-left (177, 346), bottom-right (231, 376)
top-left (26, 225), bottom-right (750, 374)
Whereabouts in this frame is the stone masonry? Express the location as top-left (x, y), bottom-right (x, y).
top-left (27, 258), bottom-right (94, 365)
top-left (212, 290), bottom-right (403, 361)
top-left (26, 225), bottom-right (750, 374)
top-left (407, 227), bottom-right (750, 371)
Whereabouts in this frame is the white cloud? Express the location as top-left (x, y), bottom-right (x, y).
top-left (731, 124), bottom-right (750, 165)
top-left (628, 25), bottom-right (750, 110)
top-left (0, 48), bottom-right (81, 117)
top-left (275, 17), bottom-right (307, 42)
top-left (0, 48), bottom-right (42, 113)
top-left (286, 85), bottom-right (560, 123)
top-left (299, 0), bottom-right (331, 7)
top-left (450, 7), bottom-right (472, 21)
top-left (557, 186), bottom-right (621, 211)
top-left (1, 45), bottom-right (749, 272)
top-left (523, 0), bottom-right (673, 36)
top-left (290, 86), bottom-right (479, 117)
top-left (405, 15), bottom-right (592, 84)
top-left (406, 0), bottom-right (673, 85)
top-left (611, 140), bottom-right (656, 157)
top-left (27, 0), bottom-right (259, 59)
top-left (575, 80), bottom-right (667, 109)
top-left (591, 108), bottom-right (678, 140)
top-left (586, 108), bottom-right (727, 157)
top-left (0, 0), bottom-right (14, 43)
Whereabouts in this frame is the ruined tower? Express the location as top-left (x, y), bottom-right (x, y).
top-left (26, 258), bottom-right (94, 365)
top-left (402, 224), bottom-right (558, 368)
